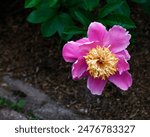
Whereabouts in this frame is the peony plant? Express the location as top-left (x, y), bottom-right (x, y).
top-left (62, 22), bottom-right (132, 95)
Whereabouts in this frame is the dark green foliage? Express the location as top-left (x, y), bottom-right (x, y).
top-left (41, 13), bottom-right (73, 37)
top-left (81, 0), bottom-right (100, 11)
top-left (131, 0), bottom-right (147, 3)
top-left (24, 0), bottom-right (147, 41)
top-left (100, 14), bottom-right (136, 29)
top-left (106, 0), bottom-right (130, 17)
top-left (25, 0), bottom-right (97, 40)
top-left (98, 1), bottom-right (124, 18)
top-left (27, 5), bottom-right (56, 23)
top-left (25, 0), bottom-right (41, 8)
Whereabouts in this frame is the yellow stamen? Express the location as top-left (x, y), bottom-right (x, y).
top-left (84, 46), bottom-right (118, 80)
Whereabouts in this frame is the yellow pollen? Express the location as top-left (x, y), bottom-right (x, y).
top-left (84, 46), bottom-right (118, 80)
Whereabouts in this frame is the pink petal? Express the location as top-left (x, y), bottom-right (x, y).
top-left (117, 56), bottom-right (130, 74)
top-left (76, 38), bottom-right (89, 44)
top-left (87, 22), bottom-right (108, 45)
top-left (79, 41), bottom-right (98, 56)
top-left (62, 41), bottom-right (80, 62)
top-left (108, 25), bottom-right (131, 53)
top-left (108, 71), bottom-right (132, 90)
top-left (116, 50), bottom-right (131, 60)
top-left (87, 76), bottom-right (107, 95)
top-left (72, 57), bottom-right (87, 80)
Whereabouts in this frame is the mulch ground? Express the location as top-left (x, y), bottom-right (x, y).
top-left (0, 4), bottom-right (150, 119)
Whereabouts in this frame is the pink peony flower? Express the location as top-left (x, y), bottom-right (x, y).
top-left (62, 22), bottom-right (132, 95)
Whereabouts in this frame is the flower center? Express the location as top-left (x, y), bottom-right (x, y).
top-left (84, 46), bottom-right (118, 80)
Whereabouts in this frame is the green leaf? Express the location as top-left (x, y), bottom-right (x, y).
top-left (116, 1), bottom-right (130, 17)
top-left (25, 0), bottom-right (41, 8)
top-left (41, 17), bottom-right (58, 37)
top-left (64, 26), bottom-right (85, 35)
top-left (27, 4), bottom-right (56, 23)
top-left (101, 14), bottom-right (136, 29)
top-left (81, 0), bottom-right (100, 11)
top-left (48, 0), bottom-right (58, 7)
top-left (65, 0), bottom-right (81, 7)
top-left (73, 10), bottom-right (90, 25)
top-left (106, 0), bottom-right (130, 17)
top-left (57, 13), bottom-right (74, 35)
top-left (106, 0), bottom-right (118, 3)
top-left (62, 26), bottom-right (85, 41)
top-left (41, 13), bottom-right (74, 37)
top-left (98, 1), bottom-right (124, 18)
top-left (131, 0), bottom-right (147, 3)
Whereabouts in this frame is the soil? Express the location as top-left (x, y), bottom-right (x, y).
top-left (0, 3), bottom-right (150, 119)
